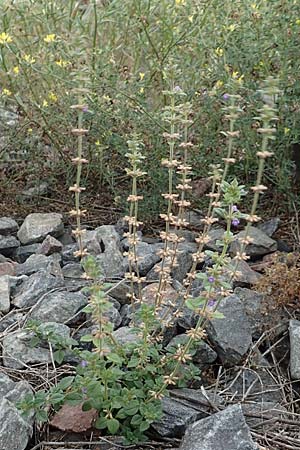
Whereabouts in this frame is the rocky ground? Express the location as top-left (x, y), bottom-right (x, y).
top-left (0, 212), bottom-right (299, 450)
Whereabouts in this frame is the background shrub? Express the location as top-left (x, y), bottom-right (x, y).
top-left (0, 0), bottom-right (299, 219)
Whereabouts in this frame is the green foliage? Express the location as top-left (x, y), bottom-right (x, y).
top-left (19, 256), bottom-right (200, 444)
top-left (0, 0), bottom-right (299, 216)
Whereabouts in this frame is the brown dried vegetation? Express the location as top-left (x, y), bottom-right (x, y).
top-left (256, 252), bottom-right (300, 308)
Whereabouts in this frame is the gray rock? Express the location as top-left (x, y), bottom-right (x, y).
top-left (151, 396), bottom-right (203, 438)
top-left (112, 326), bottom-right (139, 346)
top-left (205, 228), bottom-right (225, 252)
top-left (38, 322), bottom-right (71, 343)
top-left (16, 254), bottom-right (63, 277)
top-left (182, 210), bottom-right (205, 230)
top-left (148, 244), bottom-right (194, 283)
top-left (2, 330), bottom-right (51, 369)
top-left (235, 287), bottom-right (288, 340)
top-left (0, 275), bottom-right (10, 313)
top-left (0, 372), bottom-right (32, 403)
top-left (95, 251), bottom-right (125, 278)
top-left (29, 290), bottom-right (87, 324)
top-left (152, 388), bottom-right (222, 438)
top-left (15, 243), bottom-right (42, 263)
top-left (12, 270), bottom-right (64, 308)
top-left (82, 225), bottom-right (121, 256)
top-left (62, 262), bottom-right (83, 278)
top-left (62, 262), bottom-right (90, 292)
top-left (166, 335), bottom-right (217, 369)
top-left (0, 235), bottom-right (20, 257)
top-left (172, 249), bottom-right (193, 283)
top-left (38, 234), bottom-right (63, 255)
top-left (17, 213), bottom-right (64, 245)
top-left (289, 319), bottom-right (300, 380)
top-left (86, 302), bottom-right (121, 329)
top-left (105, 282), bottom-right (131, 305)
top-left (172, 229), bottom-right (197, 243)
top-left (125, 242), bottom-right (161, 276)
top-left (0, 398), bottom-right (33, 450)
top-left (61, 243), bottom-right (79, 264)
top-left (57, 229), bottom-right (74, 246)
top-left (177, 307), bottom-right (199, 330)
top-left (179, 404), bottom-right (257, 450)
top-left (0, 217), bottom-right (19, 235)
top-left (0, 373), bottom-right (34, 450)
top-left (230, 226), bottom-right (277, 258)
top-left (230, 259), bottom-right (262, 286)
top-left (206, 294), bottom-right (252, 366)
top-left (95, 225), bottom-right (121, 249)
top-left (0, 311), bottom-right (25, 333)
top-left (256, 218), bottom-right (280, 237)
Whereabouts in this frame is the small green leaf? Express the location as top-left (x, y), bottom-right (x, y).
top-left (139, 420), bottom-right (150, 432)
top-left (82, 401), bottom-right (92, 411)
top-left (57, 376), bottom-right (74, 390)
top-left (36, 410), bottom-right (48, 422)
top-left (107, 418), bottom-right (120, 434)
top-left (65, 392), bottom-right (82, 404)
top-left (54, 349), bottom-right (65, 364)
top-left (80, 334), bottom-right (93, 342)
top-left (212, 310), bottom-right (225, 319)
top-left (106, 353), bottom-right (123, 364)
top-left (95, 416), bottom-right (107, 429)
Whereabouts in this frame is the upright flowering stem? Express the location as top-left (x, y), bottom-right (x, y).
top-left (124, 138), bottom-right (146, 307)
top-left (232, 77), bottom-right (280, 270)
top-left (69, 94), bottom-right (89, 258)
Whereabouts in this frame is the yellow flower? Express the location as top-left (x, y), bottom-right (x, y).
top-left (0, 32), bottom-right (12, 45)
top-left (103, 95), bottom-right (111, 102)
top-left (13, 66), bottom-right (19, 74)
top-left (215, 80), bottom-right (224, 88)
top-left (251, 3), bottom-right (258, 9)
top-left (237, 75), bottom-right (244, 84)
top-left (284, 127), bottom-right (290, 135)
top-left (296, 19), bottom-right (300, 25)
top-left (139, 72), bottom-right (145, 81)
top-left (23, 54), bottom-right (35, 64)
top-left (95, 140), bottom-right (101, 146)
top-left (227, 24), bottom-right (236, 32)
top-left (175, 0), bottom-right (186, 5)
top-left (2, 88), bottom-right (12, 96)
top-left (139, 87), bottom-right (144, 94)
top-left (188, 15), bottom-right (194, 23)
top-left (42, 99), bottom-right (48, 107)
top-left (215, 47), bottom-right (224, 57)
top-left (44, 34), bottom-right (56, 43)
top-left (48, 91), bottom-right (58, 102)
top-left (55, 59), bottom-right (69, 67)
top-left (27, 128), bottom-right (33, 134)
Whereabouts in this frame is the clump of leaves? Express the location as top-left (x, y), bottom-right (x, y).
top-left (18, 256), bottom-right (200, 444)
top-left (256, 252), bottom-right (300, 307)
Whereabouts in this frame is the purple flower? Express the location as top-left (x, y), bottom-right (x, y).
top-left (174, 85), bottom-right (182, 93)
top-left (223, 93), bottom-right (230, 100)
top-left (208, 276), bottom-right (215, 283)
top-left (82, 387), bottom-right (87, 394)
top-left (80, 360), bottom-right (88, 368)
top-left (231, 205), bottom-right (238, 212)
top-left (82, 105), bottom-right (88, 113)
top-left (208, 299), bottom-right (217, 308)
top-left (232, 218), bottom-right (240, 227)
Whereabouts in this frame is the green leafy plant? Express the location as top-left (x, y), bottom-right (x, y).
top-left (18, 76), bottom-right (280, 444)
